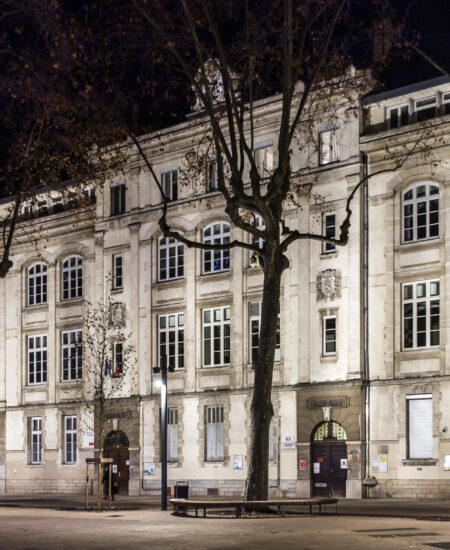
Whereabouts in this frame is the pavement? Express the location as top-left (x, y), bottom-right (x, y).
top-left (1, 493), bottom-right (450, 520)
top-left (2, 506), bottom-right (450, 549)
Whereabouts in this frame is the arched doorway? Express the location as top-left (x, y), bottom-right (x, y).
top-left (104, 430), bottom-right (130, 495)
top-left (311, 421), bottom-right (347, 497)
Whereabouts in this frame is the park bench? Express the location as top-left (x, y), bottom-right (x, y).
top-left (170, 497), bottom-right (338, 518)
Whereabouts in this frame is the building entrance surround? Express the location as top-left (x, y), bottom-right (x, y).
top-left (104, 430), bottom-right (130, 496)
top-left (311, 421), bottom-right (347, 497)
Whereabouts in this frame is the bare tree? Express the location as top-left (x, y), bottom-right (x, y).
top-left (81, 280), bottom-right (136, 457)
top-left (118, 0), bottom-right (427, 500)
top-left (0, 0), bottom-right (125, 278)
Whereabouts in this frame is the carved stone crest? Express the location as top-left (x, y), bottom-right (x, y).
top-left (317, 269), bottom-right (341, 301)
top-left (109, 302), bottom-right (126, 328)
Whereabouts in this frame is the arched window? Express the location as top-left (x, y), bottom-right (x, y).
top-left (202, 222), bottom-right (230, 274)
top-left (158, 236), bottom-right (184, 281)
top-left (27, 263), bottom-right (47, 306)
top-left (104, 430), bottom-right (129, 448)
top-left (312, 421), bottom-right (347, 441)
top-left (61, 255), bottom-right (83, 300)
top-left (402, 182), bottom-right (439, 243)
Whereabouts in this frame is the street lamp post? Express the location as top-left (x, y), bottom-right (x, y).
top-left (153, 353), bottom-right (174, 511)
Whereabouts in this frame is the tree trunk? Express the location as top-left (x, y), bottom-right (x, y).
top-left (245, 250), bottom-right (286, 501)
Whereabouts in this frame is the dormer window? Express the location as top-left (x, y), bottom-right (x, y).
top-left (388, 104), bottom-right (409, 128)
top-left (205, 158), bottom-right (218, 192)
top-left (110, 180), bottom-right (126, 215)
top-left (254, 141), bottom-right (273, 178)
top-left (161, 169), bottom-right (178, 201)
top-left (319, 126), bottom-right (339, 165)
top-left (415, 96), bottom-right (437, 121)
top-left (442, 92), bottom-right (450, 115)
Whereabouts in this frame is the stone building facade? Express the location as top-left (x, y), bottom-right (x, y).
top-left (0, 76), bottom-right (449, 498)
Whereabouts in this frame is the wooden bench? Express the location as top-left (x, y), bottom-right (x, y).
top-left (170, 498), bottom-right (338, 518)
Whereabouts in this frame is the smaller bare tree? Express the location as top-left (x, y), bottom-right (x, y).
top-left (81, 278), bottom-right (136, 457)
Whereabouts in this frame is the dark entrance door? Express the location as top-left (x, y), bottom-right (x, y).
top-left (104, 430), bottom-right (130, 496)
top-left (311, 443), bottom-right (347, 497)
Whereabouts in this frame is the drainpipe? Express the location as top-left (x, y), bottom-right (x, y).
top-left (362, 152), bottom-right (371, 492)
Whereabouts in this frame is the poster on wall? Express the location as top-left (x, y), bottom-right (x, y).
top-left (282, 435), bottom-right (296, 451)
top-left (112, 464), bottom-right (118, 474)
top-left (313, 462), bottom-right (320, 474)
top-left (340, 458), bottom-right (348, 469)
top-left (444, 455), bottom-right (450, 471)
top-left (371, 454), bottom-right (388, 473)
top-left (144, 462), bottom-right (155, 475)
top-left (299, 459), bottom-right (307, 471)
top-left (233, 455), bottom-right (243, 470)
top-left (82, 430), bottom-right (95, 449)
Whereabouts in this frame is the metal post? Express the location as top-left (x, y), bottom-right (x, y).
top-left (108, 464), bottom-right (112, 510)
top-left (85, 463), bottom-right (89, 510)
top-left (98, 463), bottom-right (102, 512)
top-left (161, 353), bottom-right (168, 511)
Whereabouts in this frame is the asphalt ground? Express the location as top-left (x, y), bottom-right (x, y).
top-left (1, 493), bottom-right (450, 520)
top-left (2, 507), bottom-right (450, 549)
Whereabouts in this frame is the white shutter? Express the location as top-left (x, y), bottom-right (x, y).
top-left (268, 419), bottom-right (274, 461)
top-left (217, 418), bottom-right (224, 461)
top-left (167, 408), bottom-right (178, 462)
top-left (408, 396), bottom-right (433, 459)
top-left (206, 405), bottom-right (224, 461)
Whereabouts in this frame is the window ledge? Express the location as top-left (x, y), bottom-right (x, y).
top-left (24, 384), bottom-right (47, 391)
top-left (201, 461), bottom-right (226, 467)
top-left (401, 458), bottom-right (437, 466)
top-left (153, 277), bottom-right (184, 288)
top-left (396, 349), bottom-right (441, 360)
top-left (58, 298), bottom-right (84, 307)
top-left (395, 237), bottom-right (442, 252)
top-left (111, 287), bottom-right (123, 294)
top-left (23, 303), bottom-right (48, 312)
top-left (320, 354), bottom-right (338, 363)
top-left (320, 251), bottom-right (338, 260)
top-left (199, 269), bottom-right (231, 280)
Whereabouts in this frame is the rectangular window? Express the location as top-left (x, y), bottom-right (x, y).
top-left (205, 405), bottom-right (224, 461)
top-left (113, 342), bottom-right (123, 375)
top-left (110, 180), bottom-right (126, 215)
top-left (112, 255), bottom-right (123, 289)
top-left (64, 415), bottom-right (77, 464)
top-left (30, 417), bottom-right (42, 464)
top-left (322, 212), bottom-right (336, 253)
top-left (387, 104), bottom-right (409, 128)
top-left (407, 394), bottom-right (433, 459)
top-left (319, 127), bottom-right (339, 165)
top-left (205, 159), bottom-right (218, 192)
top-left (203, 307), bottom-right (230, 367)
top-left (61, 329), bottom-right (82, 381)
top-left (249, 302), bottom-right (280, 363)
top-left (323, 316), bottom-right (336, 355)
top-left (161, 169), bottom-right (178, 201)
top-left (159, 313), bottom-right (184, 370)
top-left (28, 263), bottom-right (47, 306)
top-left (254, 141), bottom-right (273, 178)
top-left (403, 280), bottom-right (440, 350)
top-left (415, 96), bottom-right (437, 121)
top-left (443, 92), bottom-right (450, 115)
top-left (158, 237), bottom-right (184, 281)
top-left (168, 407), bottom-right (178, 462)
top-left (27, 334), bottom-right (47, 385)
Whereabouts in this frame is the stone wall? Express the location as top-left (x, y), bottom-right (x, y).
top-left (370, 479), bottom-right (450, 499)
top-left (142, 479), bottom-right (298, 497)
top-left (6, 479), bottom-right (86, 494)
